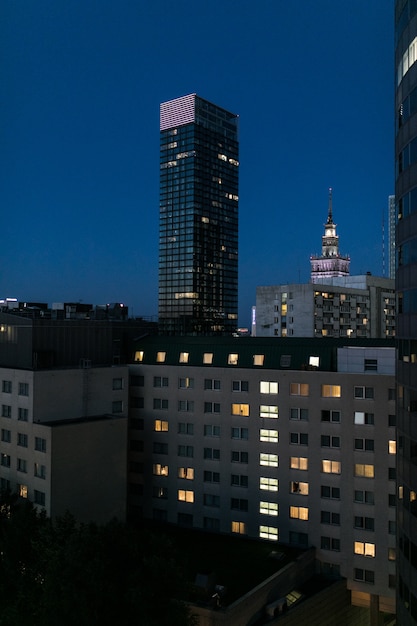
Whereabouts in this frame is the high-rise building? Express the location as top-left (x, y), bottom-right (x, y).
top-left (159, 94), bottom-right (239, 335)
top-left (395, 3), bottom-right (417, 624)
top-left (388, 195), bottom-right (396, 280)
top-left (310, 188), bottom-right (350, 284)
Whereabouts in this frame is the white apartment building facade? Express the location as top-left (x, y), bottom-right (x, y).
top-left (0, 366), bottom-right (129, 524)
top-left (254, 275), bottom-right (395, 339)
top-left (128, 336), bottom-right (396, 615)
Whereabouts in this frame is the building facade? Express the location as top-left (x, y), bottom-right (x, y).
top-left (159, 94), bottom-right (239, 335)
top-left (395, 2), bottom-right (417, 623)
top-left (128, 336), bottom-right (396, 617)
top-left (388, 194), bottom-right (396, 280)
top-left (255, 275), bottom-right (395, 338)
top-left (310, 189), bottom-right (350, 284)
top-left (0, 306), bottom-right (138, 523)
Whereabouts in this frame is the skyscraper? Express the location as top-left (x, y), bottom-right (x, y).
top-left (159, 94), bottom-right (239, 335)
top-left (310, 188), bottom-right (350, 284)
top-left (395, 3), bottom-right (417, 624)
top-left (388, 194), bottom-right (396, 280)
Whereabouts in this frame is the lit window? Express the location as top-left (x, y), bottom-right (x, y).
top-left (259, 501), bottom-right (279, 516)
top-left (19, 484), bottom-right (28, 498)
top-left (260, 477), bottom-right (279, 491)
top-left (134, 351), bottom-right (144, 362)
top-left (260, 405), bottom-right (278, 418)
top-left (253, 354), bottom-right (264, 366)
top-left (228, 353), bottom-right (238, 365)
top-left (322, 460), bottom-right (341, 474)
top-left (179, 377), bottom-right (193, 389)
top-left (178, 467), bottom-right (194, 480)
top-left (321, 385), bottom-right (341, 398)
top-left (260, 381), bottom-right (278, 394)
top-left (290, 383), bottom-right (309, 396)
top-left (260, 453), bottom-right (279, 467)
top-left (309, 356), bottom-right (320, 367)
top-left (290, 506), bottom-right (309, 520)
top-left (259, 526), bottom-right (278, 541)
top-left (203, 353), bottom-right (213, 365)
top-left (354, 542), bottom-right (375, 557)
top-left (355, 464), bottom-right (374, 478)
top-left (178, 490), bottom-right (194, 503)
top-left (154, 420), bottom-right (168, 432)
top-left (260, 429), bottom-right (279, 443)
top-left (232, 521), bottom-right (246, 534)
top-left (179, 352), bottom-right (189, 364)
top-left (388, 548), bottom-right (396, 561)
top-left (354, 411), bottom-right (374, 425)
top-left (231, 403), bottom-right (249, 416)
top-left (389, 440), bottom-right (396, 454)
top-left (156, 352), bottom-right (166, 363)
top-left (290, 481), bottom-right (309, 495)
top-left (290, 457), bottom-right (308, 470)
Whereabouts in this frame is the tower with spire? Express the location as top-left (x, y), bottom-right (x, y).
top-left (310, 188), bottom-right (350, 283)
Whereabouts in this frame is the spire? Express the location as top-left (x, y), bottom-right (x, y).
top-left (327, 187), bottom-right (333, 224)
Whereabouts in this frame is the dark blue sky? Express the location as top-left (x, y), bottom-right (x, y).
top-left (2, 1), bottom-right (394, 326)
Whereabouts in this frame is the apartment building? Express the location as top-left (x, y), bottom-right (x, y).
top-left (128, 335), bottom-right (396, 616)
top-left (0, 305), bottom-right (147, 523)
top-left (254, 275), bottom-right (395, 338)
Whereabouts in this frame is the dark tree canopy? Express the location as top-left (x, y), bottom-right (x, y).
top-left (0, 491), bottom-right (196, 626)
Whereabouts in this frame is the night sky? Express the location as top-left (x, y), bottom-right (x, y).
top-left (2, 1), bottom-right (394, 327)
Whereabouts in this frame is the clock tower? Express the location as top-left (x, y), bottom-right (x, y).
top-left (310, 189), bottom-right (350, 283)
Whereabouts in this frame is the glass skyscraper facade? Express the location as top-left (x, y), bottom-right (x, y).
top-left (395, 2), bottom-right (417, 623)
top-left (159, 94), bottom-right (239, 335)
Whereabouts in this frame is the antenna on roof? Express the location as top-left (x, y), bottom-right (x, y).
top-left (327, 187), bottom-right (333, 224)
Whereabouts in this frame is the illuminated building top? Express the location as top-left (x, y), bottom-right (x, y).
top-left (310, 189), bottom-right (350, 284)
